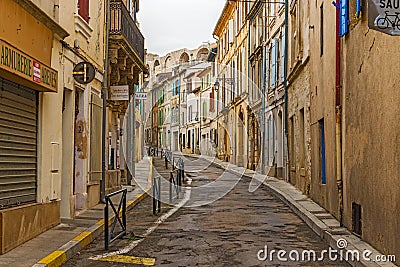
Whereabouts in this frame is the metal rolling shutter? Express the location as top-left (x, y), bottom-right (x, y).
top-left (0, 77), bottom-right (38, 208)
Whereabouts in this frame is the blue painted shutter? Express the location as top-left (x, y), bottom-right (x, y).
top-left (178, 79), bottom-right (181, 94)
top-left (339, 0), bottom-right (349, 37)
top-left (356, 0), bottom-right (361, 18)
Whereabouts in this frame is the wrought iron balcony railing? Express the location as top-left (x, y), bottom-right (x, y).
top-left (110, 0), bottom-right (145, 62)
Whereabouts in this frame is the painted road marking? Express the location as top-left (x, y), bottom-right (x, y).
top-left (99, 255), bottom-right (156, 266)
top-left (37, 250), bottom-right (67, 267)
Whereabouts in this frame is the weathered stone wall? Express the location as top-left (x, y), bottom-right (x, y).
top-left (288, 62), bottom-right (311, 195)
top-left (342, 17), bottom-right (400, 258)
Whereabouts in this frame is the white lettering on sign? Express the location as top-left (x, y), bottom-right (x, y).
top-left (33, 61), bottom-right (41, 83)
top-left (135, 92), bottom-right (147, 100)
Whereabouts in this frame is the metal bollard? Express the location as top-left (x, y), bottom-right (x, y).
top-left (169, 171), bottom-right (173, 203)
top-left (152, 178), bottom-right (156, 215)
top-left (152, 176), bottom-right (161, 215)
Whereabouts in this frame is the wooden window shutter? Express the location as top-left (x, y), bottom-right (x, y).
top-left (78, 0), bottom-right (90, 23)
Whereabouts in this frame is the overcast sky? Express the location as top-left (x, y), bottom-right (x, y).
top-left (138, 0), bottom-right (226, 56)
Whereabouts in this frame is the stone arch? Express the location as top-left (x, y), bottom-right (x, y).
top-left (196, 47), bottom-right (209, 61)
top-left (179, 52), bottom-right (190, 64)
top-left (238, 107), bottom-right (245, 166)
top-left (164, 56), bottom-right (173, 69)
top-left (276, 109), bottom-right (284, 172)
top-left (153, 60), bottom-right (160, 72)
top-left (267, 112), bottom-right (275, 166)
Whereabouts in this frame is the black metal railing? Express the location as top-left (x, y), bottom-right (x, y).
top-left (169, 170), bottom-right (180, 202)
top-left (110, 0), bottom-right (145, 62)
top-left (104, 188), bottom-right (127, 250)
top-left (152, 176), bottom-right (161, 215)
top-left (164, 150), bottom-right (172, 169)
top-left (169, 156), bottom-right (185, 202)
top-left (147, 146), bottom-right (159, 157)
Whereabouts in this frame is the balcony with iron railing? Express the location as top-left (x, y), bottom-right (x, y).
top-left (110, 0), bottom-right (145, 63)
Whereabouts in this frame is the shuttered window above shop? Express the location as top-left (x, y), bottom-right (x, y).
top-left (78, 0), bottom-right (90, 23)
top-left (0, 77), bottom-right (38, 209)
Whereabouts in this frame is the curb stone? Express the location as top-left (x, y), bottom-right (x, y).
top-left (32, 156), bottom-right (153, 267)
top-left (31, 190), bottom-right (150, 267)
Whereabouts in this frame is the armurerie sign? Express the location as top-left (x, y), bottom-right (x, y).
top-left (369, 0), bottom-right (400, 35)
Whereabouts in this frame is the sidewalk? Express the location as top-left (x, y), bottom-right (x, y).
top-left (0, 157), bottom-right (153, 267)
top-left (184, 154), bottom-right (396, 267)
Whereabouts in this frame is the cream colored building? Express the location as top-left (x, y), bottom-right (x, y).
top-left (198, 65), bottom-right (217, 157)
top-left (144, 45), bottom-right (211, 153)
top-left (286, 1), bottom-right (312, 195)
top-left (0, 0), bottom-right (68, 254)
top-left (106, 0), bottom-right (146, 188)
top-left (59, 0), bottom-right (106, 220)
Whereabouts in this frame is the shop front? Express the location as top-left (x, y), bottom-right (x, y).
top-left (0, 0), bottom-right (67, 254)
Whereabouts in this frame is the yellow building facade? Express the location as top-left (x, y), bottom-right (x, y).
top-left (0, 0), bottom-right (68, 254)
top-left (213, 1), bottom-right (249, 166)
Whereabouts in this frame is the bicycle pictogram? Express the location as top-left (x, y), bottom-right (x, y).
top-left (376, 11), bottom-right (400, 30)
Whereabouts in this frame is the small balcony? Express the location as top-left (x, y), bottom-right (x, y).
top-left (110, 0), bottom-right (144, 62)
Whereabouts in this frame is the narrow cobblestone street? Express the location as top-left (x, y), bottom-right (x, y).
top-left (63, 157), bottom-right (349, 266)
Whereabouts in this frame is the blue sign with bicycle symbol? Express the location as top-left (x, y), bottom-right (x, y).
top-left (369, 0), bottom-right (400, 35)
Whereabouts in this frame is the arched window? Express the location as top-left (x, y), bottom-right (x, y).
top-left (153, 60), bottom-right (160, 72)
top-left (277, 111), bottom-right (283, 168)
top-left (196, 48), bottom-right (209, 61)
top-left (165, 56), bottom-right (172, 69)
top-left (179, 52), bottom-right (190, 64)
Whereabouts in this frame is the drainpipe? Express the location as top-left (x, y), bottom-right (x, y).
top-left (247, 17), bottom-right (251, 170)
top-left (335, 0), bottom-right (344, 226)
top-left (261, 4), bottom-right (267, 175)
top-left (101, 0), bottom-right (111, 202)
top-left (199, 86), bottom-right (202, 154)
top-left (132, 86), bottom-right (136, 182)
top-left (283, 0), bottom-right (289, 182)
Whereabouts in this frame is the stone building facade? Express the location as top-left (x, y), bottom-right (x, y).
top-left (211, 0), bottom-right (399, 259)
top-left (287, 1), bottom-right (312, 195)
top-left (341, 1), bottom-right (400, 258)
top-left (213, 1), bottom-right (249, 166)
top-left (144, 45), bottom-right (211, 151)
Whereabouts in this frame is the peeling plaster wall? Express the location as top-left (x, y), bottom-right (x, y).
top-left (309, 0), bottom-right (339, 218)
top-left (288, 63), bottom-right (311, 195)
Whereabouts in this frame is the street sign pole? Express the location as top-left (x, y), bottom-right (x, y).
top-left (132, 87), bottom-right (136, 183)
